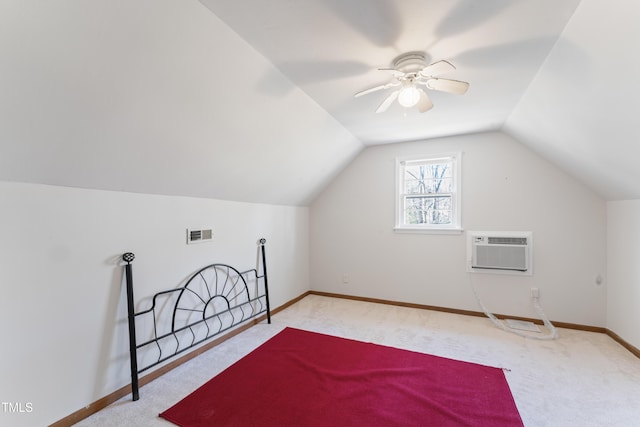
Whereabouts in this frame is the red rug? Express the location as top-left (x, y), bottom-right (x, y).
top-left (159, 327), bottom-right (523, 427)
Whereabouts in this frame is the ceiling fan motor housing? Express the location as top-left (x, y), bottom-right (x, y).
top-left (392, 51), bottom-right (428, 74)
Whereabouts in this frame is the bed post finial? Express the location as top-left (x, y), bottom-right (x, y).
top-left (123, 252), bottom-right (135, 264)
top-left (258, 238), bottom-right (266, 245)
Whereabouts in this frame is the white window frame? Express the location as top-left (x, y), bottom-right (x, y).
top-left (394, 152), bottom-right (462, 234)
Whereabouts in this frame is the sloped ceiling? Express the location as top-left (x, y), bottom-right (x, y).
top-left (1, 0), bottom-right (639, 205)
top-left (0, 0), bottom-right (362, 206)
top-left (200, 0), bottom-right (581, 144)
top-left (504, 0), bottom-right (640, 200)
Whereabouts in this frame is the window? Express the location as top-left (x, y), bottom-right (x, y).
top-left (395, 153), bottom-right (462, 233)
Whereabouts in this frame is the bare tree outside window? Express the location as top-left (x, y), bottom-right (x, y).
top-left (397, 154), bottom-right (460, 231)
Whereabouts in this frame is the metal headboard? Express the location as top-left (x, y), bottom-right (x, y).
top-left (122, 239), bottom-right (271, 401)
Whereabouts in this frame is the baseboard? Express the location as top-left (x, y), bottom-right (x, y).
top-left (308, 290), bottom-right (640, 358)
top-left (605, 328), bottom-right (640, 359)
top-left (50, 289), bottom-right (639, 426)
top-left (49, 293), bottom-right (309, 427)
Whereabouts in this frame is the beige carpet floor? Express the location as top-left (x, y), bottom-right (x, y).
top-left (76, 294), bottom-right (640, 426)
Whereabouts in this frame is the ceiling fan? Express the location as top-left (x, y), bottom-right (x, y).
top-left (355, 51), bottom-right (469, 113)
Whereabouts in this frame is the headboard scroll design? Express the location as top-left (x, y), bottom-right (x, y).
top-left (122, 239), bottom-right (271, 401)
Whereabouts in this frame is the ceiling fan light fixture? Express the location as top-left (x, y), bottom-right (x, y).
top-left (354, 51), bottom-right (469, 114)
top-left (398, 84), bottom-right (420, 108)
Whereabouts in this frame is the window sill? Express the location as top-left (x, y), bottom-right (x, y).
top-left (394, 226), bottom-right (463, 235)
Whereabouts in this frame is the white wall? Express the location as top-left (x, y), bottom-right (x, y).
top-left (310, 131), bottom-right (606, 326)
top-left (607, 200), bottom-right (640, 350)
top-left (0, 181), bottom-right (309, 427)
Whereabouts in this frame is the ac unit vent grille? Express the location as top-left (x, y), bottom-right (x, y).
top-left (475, 245), bottom-right (527, 271)
top-left (487, 236), bottom-right (528, 245)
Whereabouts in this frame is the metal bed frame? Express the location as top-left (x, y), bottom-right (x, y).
top-left (121, 239), bottom-right (271, 401)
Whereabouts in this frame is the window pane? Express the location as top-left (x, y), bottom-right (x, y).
top-left (397, 154), bottom-right (460, 231)
top-left (404, 163), bottom-right (452, 194)
top-left (404, 196), bottom-right (452, 225)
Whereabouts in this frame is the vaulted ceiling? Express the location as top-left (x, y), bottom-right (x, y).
top-left (1, 1), bottom-right (639, 205)
top-left (201, 0), bottom-right (580, 144)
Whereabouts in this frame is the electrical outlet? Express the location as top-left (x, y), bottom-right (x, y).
top-left (342, 274), bottom-right (349, 284)
top-left (530, 287), bottom-right (540, 298)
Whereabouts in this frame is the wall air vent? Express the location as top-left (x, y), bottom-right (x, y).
top-left (186, 228), bottom-right (213, 244)
top-left (467, 231), bottom-right (533, 275)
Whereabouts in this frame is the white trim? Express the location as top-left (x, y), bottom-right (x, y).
top-left (394, 226), bottom-right (463, 235)
top-left (395, 152), bottom-right (462, 233)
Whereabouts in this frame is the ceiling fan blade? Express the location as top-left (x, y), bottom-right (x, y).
top-left (378, 68), bottom-right (406, 78)
top-left (419, 60), bottom-right (456, 77)
top-left (376, 90), bottom-right (399, 113)
top-left (354, 81), bottom-right (400, 98)
top-left (425, 78), bottom-right (470, 95)
top-left (417, 89), bottom-right (433, 113)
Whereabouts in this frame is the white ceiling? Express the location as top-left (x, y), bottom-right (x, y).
top-left (200, 0), bottom-right (640, 200)
top-left (200, 0), bottom-right (580, 144)
top-left (1, 0), bottom-right (640, 204)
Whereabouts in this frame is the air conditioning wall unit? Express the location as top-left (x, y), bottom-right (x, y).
top-left (467, 231), bottom-right (533, 276)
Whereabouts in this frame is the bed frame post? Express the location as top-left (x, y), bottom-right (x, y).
top-left (259, 239), bottom-right (271, 324)
top-left (122, 252), bottom-right (140, 401)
